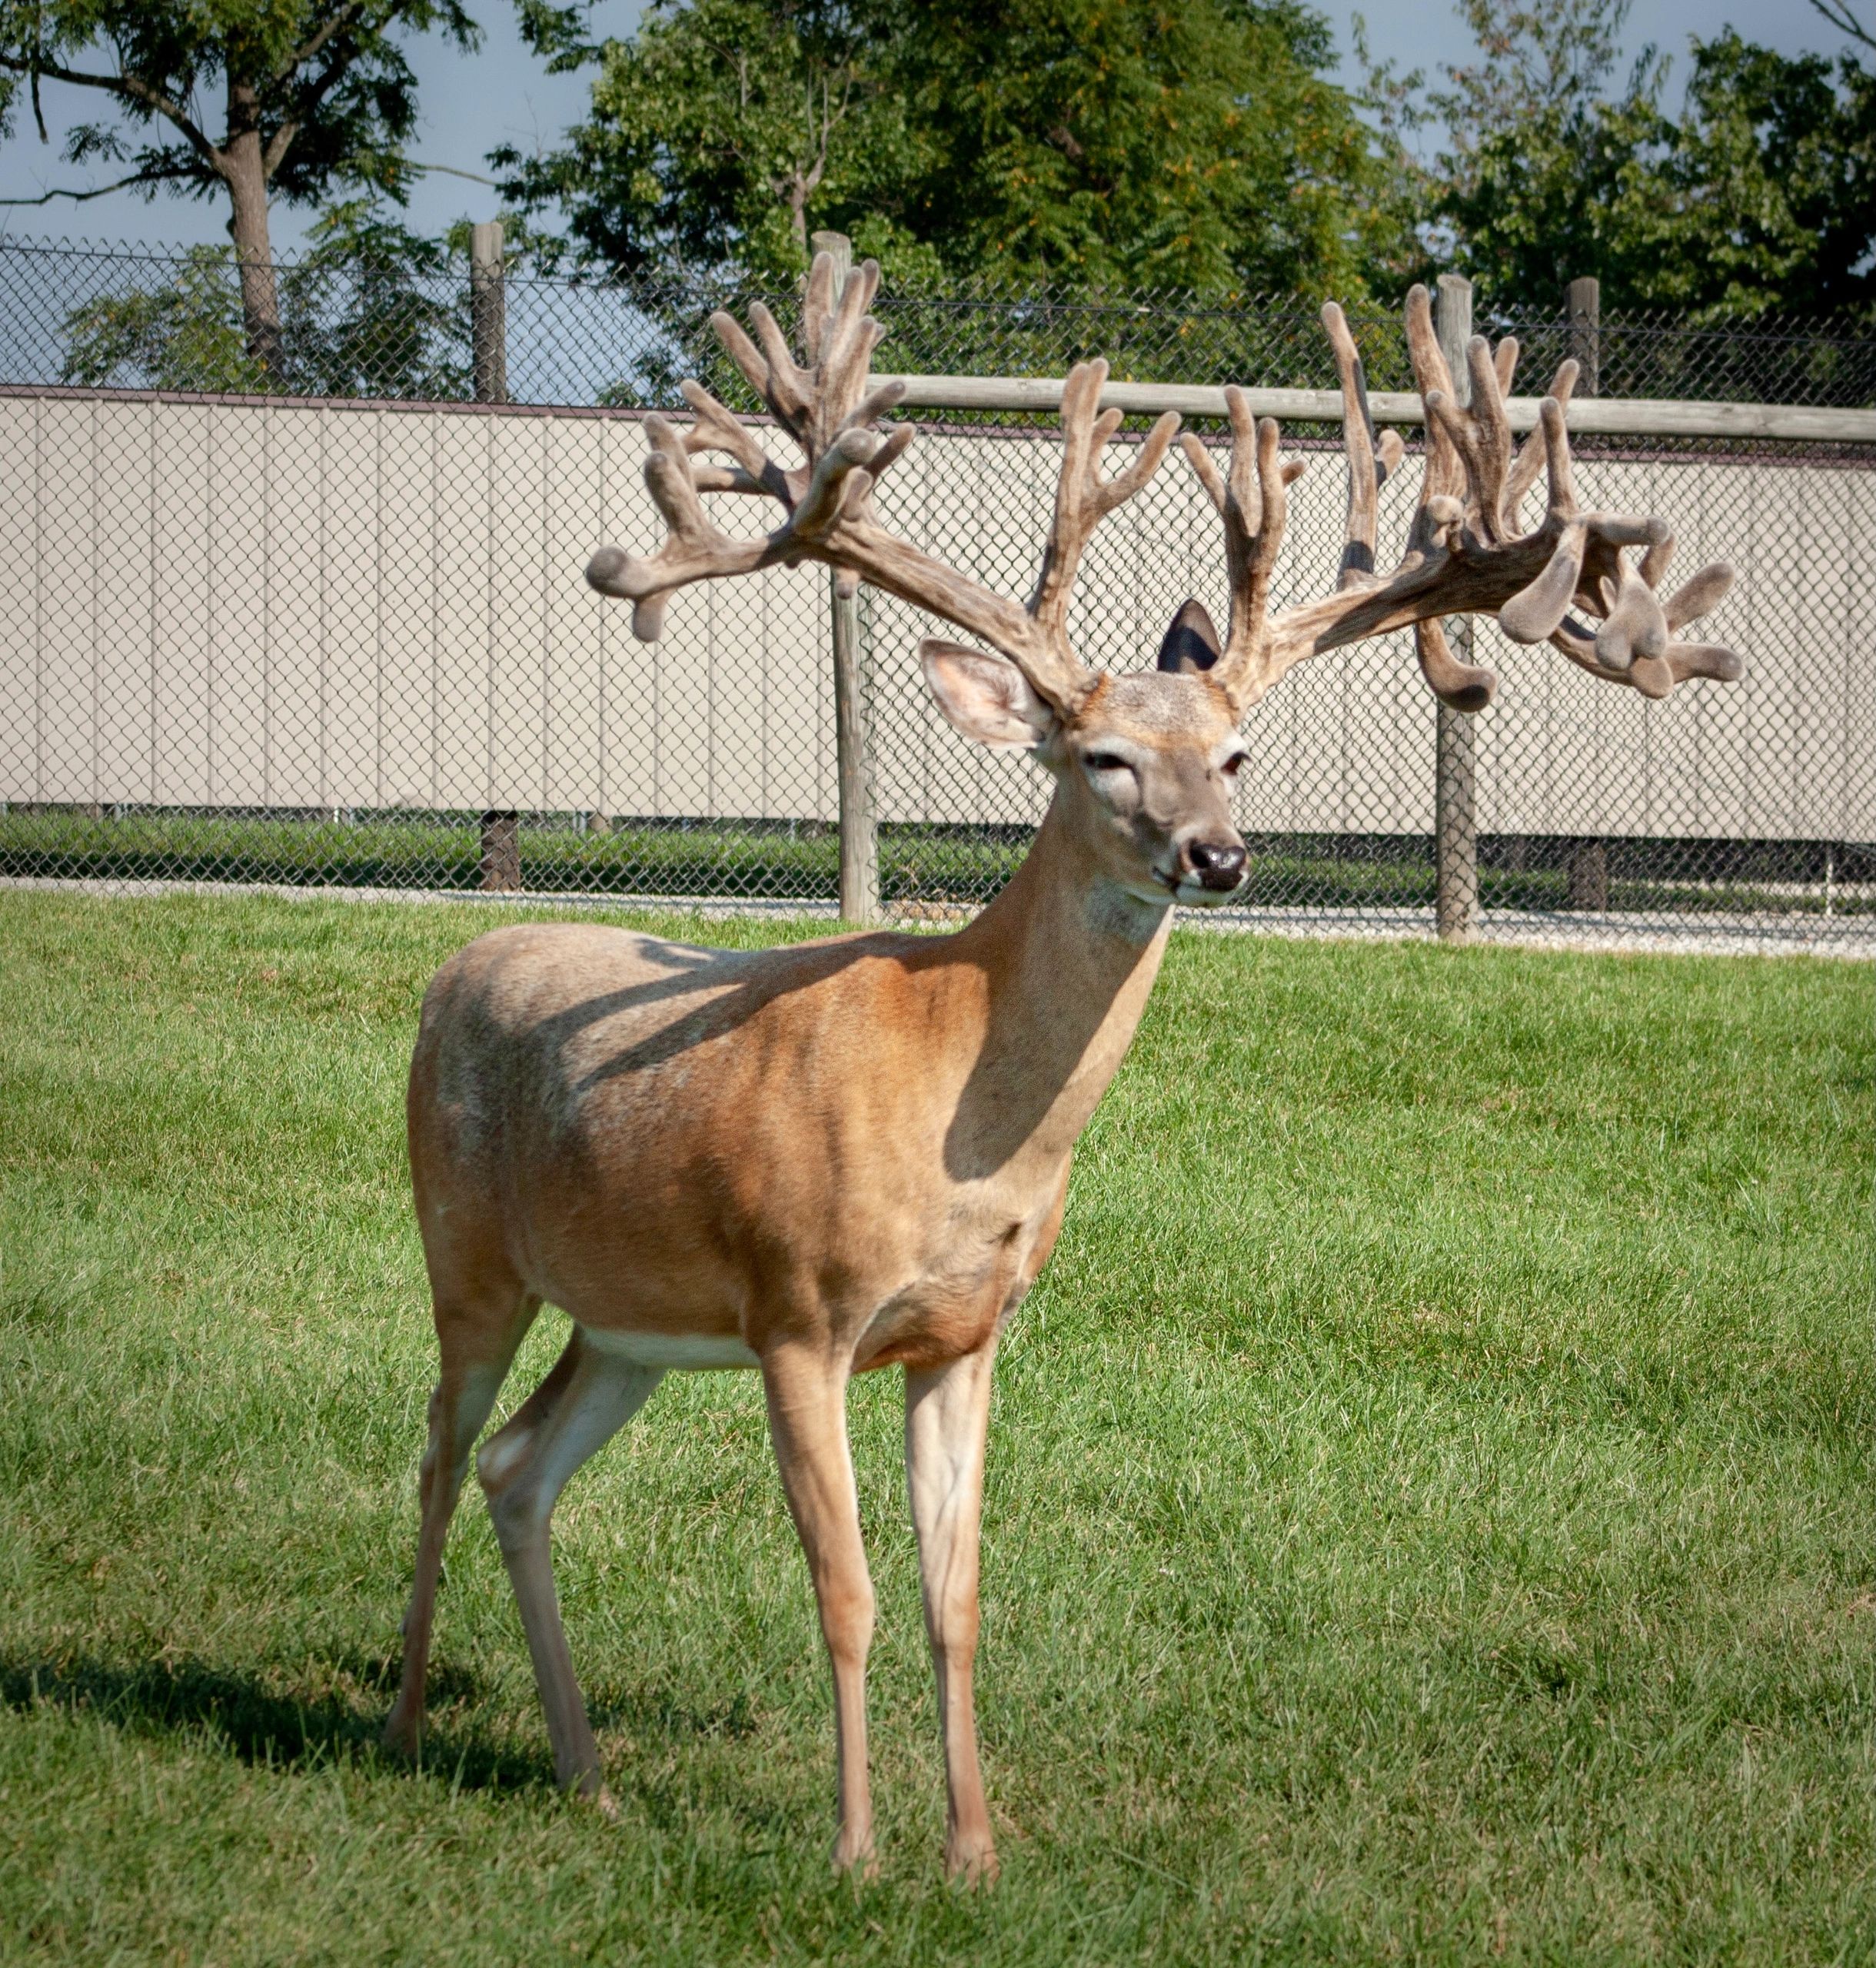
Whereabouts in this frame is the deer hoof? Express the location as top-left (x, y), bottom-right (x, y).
top-left (946, 1835), bottom-right (1000, 1887)
top-left (831, 1830), bottom-right (878, 1880)
top-left (381, 1704), bottom-right (422, 1760)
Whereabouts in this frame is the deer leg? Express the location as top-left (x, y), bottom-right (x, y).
top-left (762, 1343), bottom-right (877, 1876)
top-left (384, 1290), bottom-right (540, 1757)
top-left (905, 1341), bottom-right (1000, 1885)
top-left (477, 1329), bottom-right (664, 1801)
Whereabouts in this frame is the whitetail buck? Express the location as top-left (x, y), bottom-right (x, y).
top-left (383, 255), bottom-right (1743, 1880)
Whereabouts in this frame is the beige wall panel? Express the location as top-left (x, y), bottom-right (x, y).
top-left (760, 562), bottom-right (835, 823)
top-left (0, 398), bottom-right (38, 797)
top-left (427, 414), bottom-right (497, 808)
top-left (1834, 470), bottom-right (1876, 839)
top-left (481, 414), bottom-right (549, 807)
top-left (208, 401), bottom-right (274, 803)
top-left (33, 398), bottom-right (95, 800)
top-left (372, 410), bottom-right (437, 806)
top-left (541, 419), bottom-right (606, 811)
top-left (318, 406), bottom-right (384, 806)
top-left (592, 417), bottom-right (657, 814)
top-left (149, 404), bottom-right (214, 805)
top-left (260, 407), bottom-right (329, 806)
top-left (92, 400), bottom-right (155, 802)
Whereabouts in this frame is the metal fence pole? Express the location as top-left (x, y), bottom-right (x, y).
top-left (1434, 272), bottom-right (1479, 944)
top-left (813, 229), bottom-right (880, 922)
top-left (1565, 275), bottom-right (1607, 912)
top-left (471, 221), bottom-right (519, 890)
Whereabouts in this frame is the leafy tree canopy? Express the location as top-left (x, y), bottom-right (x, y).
top-left (60, 198), bottom-right (472, 396)
top-left (1369, 0), bottom-right (1876, 318)
top-left (500, 0), bottom-right (1418, 298)
top-left (0, 0), bottom-right (481, 367)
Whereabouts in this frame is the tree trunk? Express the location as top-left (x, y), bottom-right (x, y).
top-left (221, 111), bottom-right (284, 384)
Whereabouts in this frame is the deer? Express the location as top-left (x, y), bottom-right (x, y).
top-left (381, 253), bottom-right (1743, 1883)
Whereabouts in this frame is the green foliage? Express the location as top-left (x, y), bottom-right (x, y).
top-left (59, 244), bottom-right (267, 391)
top-left (1372, 0), bottom-right (1876, 318)
top-left (2, 893), bottom-right (1872, 1960)
top-left (502, 0), bottom-right (934, 286)
top-left (1418, 0), bottom-right (1674, 307)
top-left (0, 0), bottom-right (482, 375)
top-left (1658, 28), bottom-right (1876, 317)
top-left (0, 0), bottom-right (480, 208)
top-left (891, 0), bottom-right (1413, 297)
top-left (500, 0), bottom-right (1415, 298)
top-left (60, 200), bottom-right (471, 396)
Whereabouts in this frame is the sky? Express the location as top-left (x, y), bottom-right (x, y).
top-left (0, 0), bottom-right (1865, 257)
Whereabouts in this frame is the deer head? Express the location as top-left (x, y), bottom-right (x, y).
top-left (587, 258), bottom-right (1744, 912)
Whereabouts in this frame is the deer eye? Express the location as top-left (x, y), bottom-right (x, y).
top-left (1083, 751), bottom-right (1131, 774)
top-left (1220, 752), bottom-right (1246, 778)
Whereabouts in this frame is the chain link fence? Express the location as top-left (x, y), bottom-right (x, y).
top-left (2, 234), bottom-right (1871, 953)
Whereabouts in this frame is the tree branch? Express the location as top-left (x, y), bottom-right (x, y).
top-left (0, 53), bottom-right (218, 161)
top-left (262, 117), bottom-right (300, 178)
top-left (0, 163), bottom-right (191, 205)
top-left (1808, 0), bottom-right (1876, 52)
top-left (263, 32), bottom-right (366, 178)
top-left (276, 0), bottom-right (373, 85)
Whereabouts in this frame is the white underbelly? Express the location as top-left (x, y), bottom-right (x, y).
top-left (580, 1325), bottom-right (760, 1371)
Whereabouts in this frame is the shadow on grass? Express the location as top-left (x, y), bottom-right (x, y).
top-left (1, 1651), bottom-right (764, 1795)
top-left (0, 1651), bottom-right (554, 1793)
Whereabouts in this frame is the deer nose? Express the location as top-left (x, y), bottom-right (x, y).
top-left (1185, 839), bottom-right (1247, 892)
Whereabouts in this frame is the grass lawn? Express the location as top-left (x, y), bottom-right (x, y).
top-left (2, 892), bottom-right (1872, 1966)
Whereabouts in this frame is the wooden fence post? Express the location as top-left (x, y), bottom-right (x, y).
top-left (813, 229), bottom-right (880, 923)
top-left (471, 221), bottom-right (520, 891)
top-left (471, 220), bottom-right (508, 408)
top-left (1565, 275), bottom-right (1605, 912)
top-left (1434, 272), bottom-right (1479, 944)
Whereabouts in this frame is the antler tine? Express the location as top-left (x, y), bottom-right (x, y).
top-left (587, 417), bottom-right (776, 641)
top-left (1424, 334), bottom-right (1515, 542)
top-left (1403, 284), bottom-right (1464, 503)
top-left (744, 301), bottom-right (817, 434)
top-left (1321, 301), bottom-right (1403, 590)
top-left (801, 250), bottom-right (839, 371)
top-left (1029, 360), bottom-right (1181, 661)
top-left (1415, 617), bottom-right (1498, 713)
top-left (1179, 387), bottom-right (1306, 706)
top-left (678, 381), bottom-right (790, 497)
top-left (809, 257), bottom-right (888, 444)
top-left (1505, 357), bottom-right (1578, 510)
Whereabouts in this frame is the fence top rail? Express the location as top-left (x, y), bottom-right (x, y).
top-left (4, 375), bottom-right (1871, 448)
top-left (877, 374), bottom-right (1876, 444)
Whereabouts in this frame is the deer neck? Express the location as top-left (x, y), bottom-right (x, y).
top-left (943, 780), bottom-right (1173, 1175)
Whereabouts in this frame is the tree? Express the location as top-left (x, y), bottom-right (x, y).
top-left (60, 198), bottom-right (474, 396)
top-left (1658, 28), bottom-right (1876, 317)
top-left (1372, 0), bottom-right (1876, 319)
top-left (891, 0), bottom-right (1412, 297)
top-left (498, 0), bottom-right (933, 285)
top-left (1418, 0), bottom-right (1672, 308)
top-left (499, 0), bottom-right (1415, 298)
top-left (0, 1), bottom-right (481, 377)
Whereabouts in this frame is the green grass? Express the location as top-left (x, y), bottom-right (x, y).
top-left (2, 892), bottom-right (1872, 1965)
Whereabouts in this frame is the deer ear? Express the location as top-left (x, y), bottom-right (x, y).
top-left (920, 640), bottom-right (1057, 749)
top-left (1156, 598), bottom-right (1222, 673)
